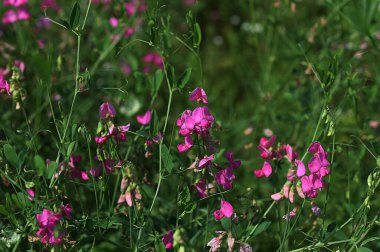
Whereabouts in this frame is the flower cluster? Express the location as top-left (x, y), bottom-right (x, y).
top-left (2, 0), bottom-right (30, 24)
top-left (142, 52), bottom-right (164, 74)
top-left (116, 163), bottom-right (142, 209)
top-left (176, 88), bottom-right (214, 153)
top-left (36, 204), bottom-right (72, 245)
top-left (254, 135), bottom-right (330, 218)
top-left (95, 102), bottom-right (131, 144)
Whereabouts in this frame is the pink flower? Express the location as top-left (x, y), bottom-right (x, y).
top-left (109, 16), bottom-right (118, 28)
top-left (120, 63), bottom-right (131, 75)
top-left (125, 2), bottom-right (136, 17)
top-left (295, 159), bottom-right (305, 177)
top-left (16, 9), bottom-right (30, 20)
top-left (369, 120), bottom-right (380, 129)
top-left (177, 135), bottom-right (193, 153)
top-left (2, 10), bottom-right (18, 24)
top-left (239, 243), bottom-right (253, 252)
top-left (162, 230), bottom-right (174, 249)
top-left (124, 27), bottom-right (135, 38)
top-left (26, 188), bottom-right (34, 201)
top-left (271, 192), bottom-right (283, 201)
top-left (99, 102), bottom-right (116, 119)
top-left (189, 87), bottom-right (208, 103)
top-left (36, 209), bottom-right (62, 228)
top-left (198, 154), bottom-right (214, 169)
top-left (254, 161), bottom-right (272, 178)
top-left (3, 0), bottom-right (28, 7)
top-left (14, 60), bottom-right (25, 73)
top-left (136, 110), bottom-right (152, 125)
top-left (95, 135), bottom-right (108, 144)
top-left (259, 135), bottom-right (276, 148)
top-left (283, 207), bottom-right (297, 221)
top-left (214, 199), bottom-right (233, 220)
top-left (285, 144), bottom-right (297, 162)
top-left (0, 80), bottom-right (11, 95)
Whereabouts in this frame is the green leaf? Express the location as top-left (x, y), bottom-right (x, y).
top-left (177, 68), bottom-right (192, 89)
top-left (358, 247), bottom-right (373, 252)
top-left (34, 155), bottom-right (45, 176)
top-left (162, 144), bottom-right (173, 174)
top-left (67, 141), bottom-right (77, 157)
top-left (46, 161), bottom-right (58, 179)
top-left (69, 2), bottom-right (81, 29)
top-left (58, 19), bottom-right (71, 29)
top-left (166, 64), bottom-right (176, 86)
top-left (251, 220), bottom-right (271, 237)
top-left (221, 217), bottom-right (232, 230)
top-left (0, 205), bottom-right (9, 216)
top-left (327, 222), bottom-right (336, 233)
top-left (3, 144), bottom-right (19, 169)
top-left (153, 70), bottom-right (164, 95)
top-left (154, 239), bottom-right (166, 252)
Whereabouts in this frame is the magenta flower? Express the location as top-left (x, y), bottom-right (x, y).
top-left (4, 0), bottom-right (28, 7)
top-left (0, 80), bottom-right (11, 95)
top-left (198, 154), bottom-right (214, 169)
top-left (109, 16), bottom-right (118, 28)
top-left (214, 199), bottom-right (233, 220)
top-left (195, 179), bottom-right (207, 198)
top-left (216, 167), bottom-right (235, 189)
top-left (60, 204), bottom-right (73, 220)
top-left (136, 110), bottom-right (152, 125)
top-left (16, 9), bottom-right (30, 20)
top-left (295, 159), bottom-right (305, 177)
top-left (283, 207), bottom-right (297, 221)
top-left (125, 2), bottom-right (136, 17)
top-left (189, 87), bottom-right (208, 103)
top-left (254, 161), bottom-right (272, 178)
top-left (36, 208), bottom-right (68, 245)
top-left (162, 230), bottom-right (174, 249)
top-left (2, 10), bottom-right (17, 24)
top-left (177, 135), bottom-right (193, 153)
top-left (26, 188), bottom-right (35, 201)
top-left (225, 151), bottom-right (241, 169)
top-left (99, 102), bottom-right (116, 119)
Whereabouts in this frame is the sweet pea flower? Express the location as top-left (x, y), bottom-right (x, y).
top-left (283, 207), bottom-right (297, 221)
top-left (225, 151), bottom-right (241, 169)
top-left (311, 202), bottom-right (322, 216)
top-left (125, 2), bottom-right (136, 17)
top-left (198, 154), bottom-right (214, 169)
top-left (195, 179), bottom-right (207, 198)
top-left (215, 167), bottom-right (235, 189)
top-left (60, 204), bottom-right (73, 220)
top-left (295, 159), bottom-right (305, 177)
top-left (254, 161), bottom-right (272, 178)
top-left (136, 110), bottom-right (152, 125)
top-left (207, 236), bottom-right (222, 252)
top-left (99, 102), bottom-right (116, 119)
top-left (26, 188), bottom-right (35, 201)
top-left (214, 199), bottom-right (233, 220)
top-left (4, 0), bottom-right (28, 7)
top-left (162, 230), bottom-right (174, 249)
top-left (177, 135), bottom-right (193, 153)
top-left (16, 9), bottom-right (30, 20)
top-left (0, 80), bottom-right (11, 95)
top-left (109, 16), bottom-right (118, 28)
top-left (189, 87), bottom-right (208, 103)
top-left (2, 10), bottom-right (17, 24)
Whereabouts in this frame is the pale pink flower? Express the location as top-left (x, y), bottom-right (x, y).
top-left (26, 188), bottom-right (35, 201)
top-left (207, 236), bottom-right (222, 252)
